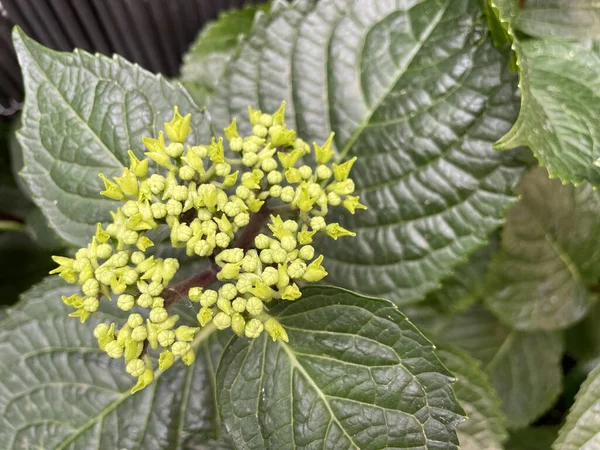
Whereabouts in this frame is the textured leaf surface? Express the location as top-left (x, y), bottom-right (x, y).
top-left (217, 286), bottom-right (465, 449)
top-left (0, 277), bottom-right (231, 449)
top-left (437, 347), bottom-right (507, 450)
top-left (13, 28), bottom-right (211, 247)
top-left (494, 37), bottom-right (600, 186)
top-left (210, 0), bottom-right (525, 305)
top-left (554, 363), bottom-right (600, 449)
top-left (566, 302), bottom-right (600, 367)
top-left (485, 168), bottom-right (600, 330)
top-left (514, 0), bottom-right (600, 40)
top-left (410, 305), bottom-right (563, 428)
top-left (180, 5), bottom-right (268, 106)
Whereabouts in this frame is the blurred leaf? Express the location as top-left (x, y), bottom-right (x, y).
top-left (514, 0), bottom-right (600, 41)
top-left (412, 305), bottom-right (564, 428)
top-left (438, 347), bottom-right (508, 449)
top-left (486, 168), bottom-right (600, 330)
top-left (506, 426), bottom-right (559, 450)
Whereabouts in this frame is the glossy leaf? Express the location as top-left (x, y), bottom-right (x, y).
top-left (13, 27), bottom-right (211, 247)
top-left (514, 0), bottom-right (600, 40)
top-left (486, 167), bottom-right (600, 330)
top-left (412, 305), bottom-right (564, 428)
top-left (0, 277), bottom-right (232, 449)
top-left (554, 363), bottom-right (600, 449)
top-left (491, 3), bottom-right (600, 186)
top-left (180, 4), bottom-right (268, 106)
top-left (217, 286), bottom-right (466, 449)
top-left (210, 0), bottom-right (525, 305)
top-left (437, 347), bottom-right (508, 450)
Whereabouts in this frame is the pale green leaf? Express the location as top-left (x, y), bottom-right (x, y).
top-left (411, 305), bottom-right (564, 428)
top-left (180, 4), bottom-right (268, 106)
top-left (554, 363), bottom-right (600, 449)
top-left (13, 28), bottom-right (211, 247)
top-left (485, 167), bottom-right (600, 330)
top-left (217, 286), bottom-right (466, 449)
top-left (210, 0), bottom-right (525, 305)
top-left (491, 2), bottom-right (600, 186)
top-left (0, 277), bottom-right (232, 449)
top-left (514, 0), bottom-right (600, 41)
top-left (437, 347), bottom-right (508, 450)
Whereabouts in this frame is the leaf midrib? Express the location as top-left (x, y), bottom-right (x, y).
top-left (53, 323), bottom-right (217, 450)
top-left (337, 0), bottom-right (450, 159)
top-left (17, 31), bottom-right (124, 169)
top-left (278, 340), bottom-right (360, 449)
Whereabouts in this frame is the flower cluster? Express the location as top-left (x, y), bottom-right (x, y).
top-left (51, 102), bottom-right (364, 392)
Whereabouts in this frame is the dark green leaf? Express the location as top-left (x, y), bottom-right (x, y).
top-left (412, 305), bottom-right (564, 428)
top-left (217, 286), bottom-right (465, 449)
top-left (437, 347), bottom-right (507, 450)
top-left (514, 0), bottom-right (600, 41)
top-left (180, 4), bottom-right (268, 106)
top-left (485, 167), bottom-right (600, 330)
top-left (13, 28), bottom-right (211, 247)
top-left (566, 302), bottom-right (600, 366)
top-left (554, 362), bottom-right (600, 449)
top-left (506, 426), bottom-right (558, 450)
top-left (425, 237), bottom-right (498, 314)
top-left (0, 277), bottom-right (232, 449)
top-left (210, 0), bottom-right (525, 305)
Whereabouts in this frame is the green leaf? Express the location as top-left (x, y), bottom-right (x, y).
top-left (217, 286), bottom-right (465, 449)
top-left (554, 363), bottom-right (600, 449)
top-left (12, 27), bottom-right (211, 247)
top-left (437, 347), bottom-right (508, 450)
top-left (494, 37), bottom-right (600, 185)
top-left (412, 305), bottom-right (564, 428)
top-left (180, 4), bottom-right (268, 106)
top-left (425, 237), bottom-right (498, 314)
top-left (0, 277), bottom-right (232, 449)
top-left (210, 0), bottom-right (525, 305)
top-left (506, 426), bottom-right (558, 450)
top-left (566, 302), bottom-right (600, 366)
top-left (485, 167), bottom-right (600, 330)
top-left (514, 0), bottom-right (600, 41)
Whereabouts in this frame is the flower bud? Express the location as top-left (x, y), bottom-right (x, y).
top-left (264, 318), bottom-right (289, 342)
top-left (197, 307), bottom-right (214, 326)
top-left (213, 312), bottom-right (232, 330)
top-left (232, 297), bottom-right (247, 313)
top-left (82, 297), bottom-right (99, 312)
top-left (231, 313), bottom-right (246, 336)
top-left (179, 165), bottom-right (196, 180)
top-left (244, 319), bottom-right (264, 339)
top-left (159, 351), bottom-right (175, 370)
top-left (126, 358), bottom-right (146, 377)
top-left (175, 326), bottom-right (199, 342)
top-left (200, 290), bottom-right (218, 307)
top-left (105, 341), bottom-right (124, 358)
top-left (137, 293), bottom-right (153, 308)
top-left (131, 325), bottom-right (148, 342)
top-left (150, 307), bottom-right (169, 323)
top-left (246, 297), bottom-right (264, 316)
top-left (158, 330), bottom-right (176, 347)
